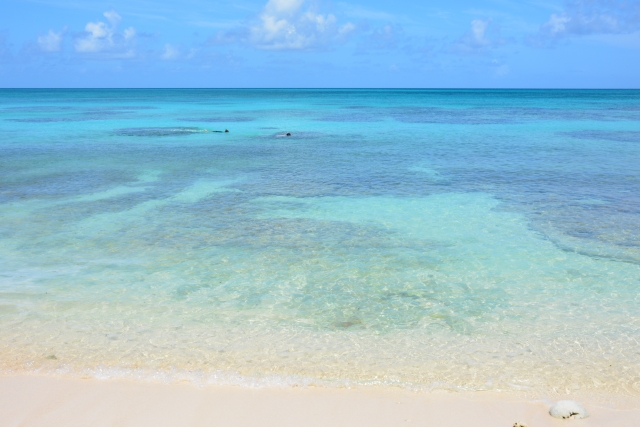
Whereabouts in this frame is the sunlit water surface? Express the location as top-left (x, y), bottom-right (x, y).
top-left (0, 89), bottom-right (639, 396)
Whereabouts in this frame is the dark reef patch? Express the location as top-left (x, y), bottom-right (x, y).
top-left (4, 106), bottom-right (155, 123)
top-left (314, 113), bottom-right (383, 122)
top-left (386, 106), bottom-right (640, 125)
top-left (389, 107), bottom-right (520, 125)
top-left (3, 106), bottom-right (74, 112)
top-left (114, 127), bottom-right (204, 137)
top-left (559, 130), bottom-right (640, 143)
top-left (180, 116), bottom-right (255, 123)
top-left (6, 117), bottom-right (90, 123)
top-left (262, 131), bottom-right (326, 139)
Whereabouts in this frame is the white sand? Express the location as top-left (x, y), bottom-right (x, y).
top-left (1, 374), bottom-right (638, 427)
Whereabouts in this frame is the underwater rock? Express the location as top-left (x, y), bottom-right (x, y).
top-left (549, 400), bottom-right (589, 419)
top-left (333, 318), bottom-right (362, 329)
top-left (225, 129), bottom-right (229, 133)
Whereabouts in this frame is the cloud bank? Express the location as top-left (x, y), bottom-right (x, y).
top-left (210, 0), bottom-right (354, 50)
top-left (8, 0), bottom-right (637, 87)
top-left (75, 10), bottom-right (137, 56)
top-left (540, 0), bottom-right (640, 39)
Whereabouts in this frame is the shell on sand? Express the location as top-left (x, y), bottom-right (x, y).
top-left (549, 400), bottom-right (589, 419)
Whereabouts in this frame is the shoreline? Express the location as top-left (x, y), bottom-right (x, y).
top-left (2, 374), bottom-right (639, 427)
top-left (3, 363), bottom-right (639, 399)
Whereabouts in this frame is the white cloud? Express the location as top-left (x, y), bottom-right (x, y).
top-left (539, 0), bottom-right (640, 39)
top-left (103, 10), bottom-right (122, 26)
top-left (162, 44), bottom-right (180, 60)
top-left (339, 22), bottom-right (356, 36)
top-left (123, 27), bottom-right (136, 40)
top-left (75, 10), bottom-right (136, 55)
top-left (470, 20), bottom-right (490, 46)
top-left (544, 13), bottom-right (571, 35)
top-left (267, 0), bottom-right (305, 15)
top-left (449, 19), bottom-right (505, 54)
top-left (205, 0), bottom-right (354, 50)
top-left (38, 29), bottom-right (63, 52)
top-left (249, 0), bottom-right (354, 50)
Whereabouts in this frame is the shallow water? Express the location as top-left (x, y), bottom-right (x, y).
top-left (0, 89), bottom-right (639, 395)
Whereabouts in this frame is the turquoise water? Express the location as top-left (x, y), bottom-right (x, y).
top-left (0, 89), bottom-right (639, 395)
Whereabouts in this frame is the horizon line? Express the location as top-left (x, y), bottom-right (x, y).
top-left (2, 87), bottom-right (640, 90)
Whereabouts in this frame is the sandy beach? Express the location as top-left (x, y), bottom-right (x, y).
top-left (1, 375), bottom-right (639, 427)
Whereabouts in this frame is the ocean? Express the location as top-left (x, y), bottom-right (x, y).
top-left (0, 89), bottom-right (639, 395)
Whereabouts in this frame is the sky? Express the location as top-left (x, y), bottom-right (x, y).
top-left (1, 0), bottom-right (639, 87)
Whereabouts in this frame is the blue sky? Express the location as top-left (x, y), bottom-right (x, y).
top-left (1, 0), bottom-right (639, 87)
